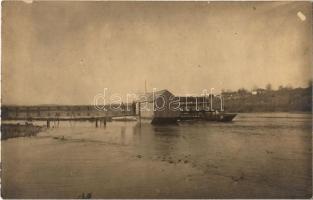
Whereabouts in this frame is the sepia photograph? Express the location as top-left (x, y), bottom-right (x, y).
top-left (1, 1), bottom-right (312, 199)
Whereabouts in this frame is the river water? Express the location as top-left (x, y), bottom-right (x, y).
top-left (1, 113), bottom-right (312, 198)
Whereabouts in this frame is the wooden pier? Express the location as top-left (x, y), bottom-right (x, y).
top-left (2, 103), bottom-right (137, 127)
top-left (3, 116), bottom-right (113, 128)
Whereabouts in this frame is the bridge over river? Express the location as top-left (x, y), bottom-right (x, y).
top-left (2, 103), bottom-right (137, 128)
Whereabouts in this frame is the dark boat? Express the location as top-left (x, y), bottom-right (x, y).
top-left (216, 113), bottom-right (237, 122)
top-left (203, 111), bottom-right (237, 122)
top-left (179, 110), bottom-right (237, 122)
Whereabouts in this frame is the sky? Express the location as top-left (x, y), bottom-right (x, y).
top-left (2, 1), bottom-right (312, 105)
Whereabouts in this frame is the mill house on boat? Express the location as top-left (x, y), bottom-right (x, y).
top-left (137, 90), bottom-right (180, 124)
top-left (137, 89), bottom-right (236, 123)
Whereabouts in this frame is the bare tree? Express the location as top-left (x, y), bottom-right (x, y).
top-left (307, 79), bottom-right (312, 88)
top-left (278, 85), bottom-right (284, 91)
top-left (237, 88), bottom-right (249, 95)
top-left (265, 83), bottom-right (272, 91)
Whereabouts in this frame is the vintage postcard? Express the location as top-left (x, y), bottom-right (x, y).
top-left (1, 1), bottom-right (312, 199)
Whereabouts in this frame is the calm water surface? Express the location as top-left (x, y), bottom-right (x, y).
top-left (2, 113), bottom-right (312, 198)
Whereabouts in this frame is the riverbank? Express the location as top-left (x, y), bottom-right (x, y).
top-left (223, 87), bottom-right (311, 113)
top-left (1, 123), bottom-right (46, 140)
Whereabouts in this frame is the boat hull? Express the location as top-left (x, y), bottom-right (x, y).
top-left (216, 113), bottom-right (237, 122)
top-left (179, 111), bottom-right (237, 122)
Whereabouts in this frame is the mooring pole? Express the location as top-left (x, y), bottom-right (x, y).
top-left (220, 96), bottom-right (224, 112)
top-left (138, 102), bottom-right (141, 125)
top-left (210, 88), bottom-right (214, 111)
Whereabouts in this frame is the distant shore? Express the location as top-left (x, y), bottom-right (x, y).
top-left (222, 87), bottom-right (311, 113)
top-left (230, 111), bottom-right (312, 114)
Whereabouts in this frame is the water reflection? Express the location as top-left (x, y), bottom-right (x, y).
top-left (1, 113), bottom-right (312, 198)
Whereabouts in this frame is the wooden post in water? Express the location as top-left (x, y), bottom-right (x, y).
top-left (103, 118), bottom-right (106, 127)
top-left (95, 119), bottom-right (98, 128)
top-left (138, 102), bottom-right (141, 125)
top-left (47, 120), bottom-right (50, 128)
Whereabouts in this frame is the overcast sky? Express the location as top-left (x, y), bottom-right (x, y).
top-left (2, 1), bottom-right (312, 105)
